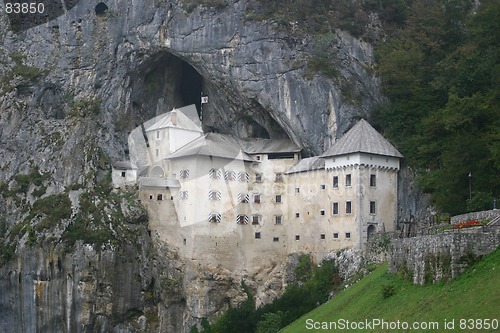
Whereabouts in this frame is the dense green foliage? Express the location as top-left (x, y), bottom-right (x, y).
top-left (282, 248), bottom-right (500, 333)
top-left (194, 257), bottom-right (341, 333)
top-left (374, 0), bottom-right (499, 214)
top-left (248, 0), bottom-right (409, 38)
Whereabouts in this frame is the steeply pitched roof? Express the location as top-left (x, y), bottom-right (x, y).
top-left (286, 156), bottom-right (325, 174)
top-left (237, 138), bottom-right (301, 154)
top-left (167, 133), bottom-right (253, 161)
top-left (112, 160), bottom-right (137, 170)
top-left (145, 109), bottom-right (202, 132)
top-left (322, 119), bottom-right (403, 158)
top-left (177, 104), bottom-right (201, 127)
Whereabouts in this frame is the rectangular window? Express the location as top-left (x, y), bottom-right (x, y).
top-left (295, 212), bottom-right (300, 218)
top-left (254, 194), bottom-right (261, 203)
top-left (275, 173), bottom-right (283, 182)
top-left (149, 194), bottom-right (153, 200)
top-left (370, 174), bottom-right (376, 187)
top-left (224, 171), bottom-right (236, 181)
top-left (320, 209), bottom-right (325, 216)
top-left (236, 215), bottom-right (248, 225)
top-left (256, 155), bottom-right (261, 161)
top-left (333, 233), bottom-right (339, 239)
top-left (295, 235), bottom-right (300, 241)
top-left (157, 194), bottom-right (163, 201)
top-left (370, 201), bottom-right (376, 214)
top-left (346, 201), bottom-right (352, 214)
top-left (346, 174), bottom-right (352, 187)
top-left (121, 171), bottom-right (126, 177)
top-left (238, 193), bottom-right (249, 203)
top-left (252, 215), bottom-right (261, 225)
top-left (275, 216), bottom-right (282, 225)
top-left (209, 168), bottom-right (222, 179)
top-left (333, 176), bottom-right (339, 188)
top-left (238, 172), bottom-right (249, 182)
top-left (256, 173), bottom-right (262, 182)
top-left (321, 234), bottom-right (326, 240)
top-left (209, 190), bottom-right (221, 201)
top-left (320, 184), bottom-right (326, 190)
top-left (273, 237), bottom-right (279, 242)
top-left (180, 169), bottom-right (190, 179)
top-left (255, 232), bottom-right (261, 239)
top-left (295, 187), bottom-right (300, 194)
top-left (208, 213), bottom-right (221, 223)
top-left (345, 232), bottom-right (351, 239)
top-left (155, 149), bottom-right (159, 157)
top-left (156, 131), bottom-right (160, 139)
top-left (275, 195), bottom-right (282, 203)
top-left (332, 202), bottom-right (339, 215)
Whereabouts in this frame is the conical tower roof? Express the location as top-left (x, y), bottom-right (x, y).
top-left (322, 119), bottom-right (403, 158)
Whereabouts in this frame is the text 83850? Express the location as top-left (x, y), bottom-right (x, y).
top-left (5, 2), bottom-right (45, 14)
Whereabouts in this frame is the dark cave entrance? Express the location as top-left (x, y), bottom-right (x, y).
top-left (132, 53), bottom-right (203, 120)
top-left (128, 51), bottom-right (288, 141)
top-left (179, 61), bottom-right (203, 116)
top-left (95, 2), bottom-right (108, 16)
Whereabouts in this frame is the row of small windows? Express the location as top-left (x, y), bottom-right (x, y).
top-left (151, 192), bottom-right (376, 216)
top-left (208, 169), bottom-right (249, 182)
top-left (331, 201), bottom-right (376, 215)
top-left (253, 233), bottom-right (351, 240)
top-left (332, 174), bottom-right (377, 188)
top-left (209, 214), bottom-right (280, 225)
top-left (161, 170), bottom-right (378, 188)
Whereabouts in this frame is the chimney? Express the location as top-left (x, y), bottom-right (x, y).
top-left (171, 110), bottom-right (177, 126)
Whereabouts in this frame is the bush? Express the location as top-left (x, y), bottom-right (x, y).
top-left (32, 193), bottom-right (72, 231)
top-left (382, 283), bottom-right (396, 298)
top-left (67, 98), bottom-right (101, 118)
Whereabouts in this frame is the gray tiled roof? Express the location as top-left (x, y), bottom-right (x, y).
top-left (321, 119), bottom-right (403, 158)
top-left (139, 177), bottom-right (180, 188)
top-left (112, 160), bottom-right (136, 170)
top-left (286, 156), bottom-right (325, 174)
top-left (167, 133), bottom-right (254, 161)
top-left (145, 109), bottom-right (202, 132)
top-left (237, 138), bottom-right (301, 154)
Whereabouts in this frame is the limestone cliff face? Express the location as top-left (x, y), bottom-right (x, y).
top-left (0, 0), bottom-right (387, 332)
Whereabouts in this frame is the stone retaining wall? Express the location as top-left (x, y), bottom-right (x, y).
top-left (451, 209), bottom-right (499, 224)
top-left (388, 232), bottom-right (500, 285)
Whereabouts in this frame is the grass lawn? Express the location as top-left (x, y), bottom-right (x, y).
top-left (281, 248), bottom-right (500, 332)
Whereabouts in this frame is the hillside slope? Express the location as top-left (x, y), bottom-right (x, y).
top-left (281, 248), bottom-right (500, 333)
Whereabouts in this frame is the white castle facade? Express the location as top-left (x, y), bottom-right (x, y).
top-left (112, 105), bottom-right (402, 265)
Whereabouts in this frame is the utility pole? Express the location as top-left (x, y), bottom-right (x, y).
top-left (468, 172), bottom-right (472, 200)
top-left (200, 92), bottom-right (208, 121)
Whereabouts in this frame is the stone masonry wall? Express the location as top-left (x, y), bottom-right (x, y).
top-left (450, 209), bottom-right (500, 224)
top-left (388, 232), bottom-right (500, 285)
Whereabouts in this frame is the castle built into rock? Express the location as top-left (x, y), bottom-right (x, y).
top-left (112, 105), bottom-right (403, 266)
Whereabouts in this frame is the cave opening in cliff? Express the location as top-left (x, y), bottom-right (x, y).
top-left (178, 60), bottom-right (203, 116)
top-left (131, 53), bottom-right (204, 121)
top-left (95, 3), bottom-right (108, 16)
top-left (129, 51), bottom-right (289, 142)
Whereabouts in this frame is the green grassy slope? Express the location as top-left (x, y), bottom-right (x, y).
top-left (281, 248), bottom-right (500, 333)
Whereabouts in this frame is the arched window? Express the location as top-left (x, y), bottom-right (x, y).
top-left (95, 2), bottom-right (108, 16)
top-left (367, 225), bottom-right (376, 241)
